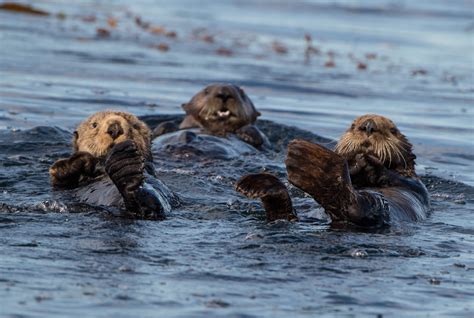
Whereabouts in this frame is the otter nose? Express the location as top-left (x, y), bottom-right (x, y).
top-left (361, 119), bottom-right (376, 135)
top-left (107, 122), bottom-right (124, 139)
top-left (216, 88), bottom-right (232, 103)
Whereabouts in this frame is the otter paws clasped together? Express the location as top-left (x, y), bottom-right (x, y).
top-left (236, 114), bottom-right (430, 228)
top-left (50, 111), bottom-right (178, 219)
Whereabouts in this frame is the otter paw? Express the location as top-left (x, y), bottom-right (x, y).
top-left (105, 140), bottom-right (145, 196)
top-left (50, 151), bottom-right (98, 187)
top-left (348, 153), bottom-right (369, 175)
top-left (236, 125), bottom-right (264, 148)
top-left (236, 173), bottom-right (296, 222)
top-left (350, 153), bottom-right (387, 186)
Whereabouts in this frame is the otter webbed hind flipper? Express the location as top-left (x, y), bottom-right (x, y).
top-left (105, 140), bottom-right (166, 220)
top-left (236, 173), bottom-right (297, 222)
top-left (285, 139), bottom-right (389, 228)
top-left (152, 120), bottom-right (180, 139)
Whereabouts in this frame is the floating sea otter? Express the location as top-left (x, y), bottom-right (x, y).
top-left (153, 84), bottom-right (269, 155)
top-left (236, 114), bottom-right (430, 228)
top-left (49, 111), bottom-right (178, 219)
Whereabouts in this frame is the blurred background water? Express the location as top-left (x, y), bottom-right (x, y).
top-left (0, 0), bottom-right (473, 317)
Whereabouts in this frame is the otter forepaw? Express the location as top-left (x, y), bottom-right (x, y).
top-left (105, 141), bottom-right (145, 209)
top-left (236, 125), bottom-right (265, 148)
top-left (349, 153), bottom-right (368, 175)
top-left (350, 153), bottom-right (388, 186)
top-left (236, 173), bottom-right (296, 222)
top-left (105, 141), bottom-right (166, 220)
top-left (105, 141), bottom-right (145, 184)
top-left (50, 151), bottom-right (98, 188)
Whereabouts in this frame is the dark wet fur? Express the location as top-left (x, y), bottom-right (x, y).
top-left (286, 140), bottom-right (429, 227)
top-left (152, 84), bottom-right (267, 148)
top-left (236, 173), bottom-right (297, 222)
top-left (49, 152), bottom-right (100, 188)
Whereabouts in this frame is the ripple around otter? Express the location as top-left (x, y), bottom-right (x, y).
top-left (1, 0), bottom-right (474, 316)
top-left (0, 116), bottom-right (473, 317)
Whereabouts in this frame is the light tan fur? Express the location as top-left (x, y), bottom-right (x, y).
top-left (73, 111), bottom-right (152, 160)
top-left (335, 114), bottom-right (416, 177)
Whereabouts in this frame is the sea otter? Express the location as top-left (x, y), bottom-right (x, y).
top-left (236, 114), bottom-right (430, 228)
top-left (153, 84), bottom-right (268, 150)
top-left (49, 111), bottom-right (178, 219)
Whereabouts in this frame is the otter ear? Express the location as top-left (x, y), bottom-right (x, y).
top-left (181, 103), bottom-right (191, 113)
top-left (72, 131), bottom-right (79, 152)
top-left (182, 102), bottom-right (199, 116)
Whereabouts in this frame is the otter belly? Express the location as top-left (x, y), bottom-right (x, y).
top-left (152, 129), bottom-right (257, 160)
top-left (378, 187), bottom-right (429, 222)
top-left (74, 177), bottom-right (123, 208)
top-left (73, 173), bottom-right (177, 216)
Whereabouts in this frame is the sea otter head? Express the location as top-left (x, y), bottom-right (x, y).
top-left (182, 83), bottom-right (261, 134)
top-left (73, 111), bottom-right (152, 160)
top-left (335, 114), bottom-right (416, 176)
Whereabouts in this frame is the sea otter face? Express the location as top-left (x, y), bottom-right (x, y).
top-left (335, 114), bottom-right (415, 174)
top-left (73, 111), bottom-right (152, 159)
top-left (182, 84), bottom-right (260, 134)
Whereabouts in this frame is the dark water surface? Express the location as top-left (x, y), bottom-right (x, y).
top-left (0, 0), bottom-right (473, 317)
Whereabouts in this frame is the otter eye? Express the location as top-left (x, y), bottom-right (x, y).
top-left (133, 124), bottom-right (140, 130)
top-left (91, 122), bottom-right (98, 128)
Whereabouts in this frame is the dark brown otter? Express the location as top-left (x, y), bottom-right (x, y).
top-left (50, 111), bottom-right (177, 219)
top-left (236, 114), bottom-right (429, 228)
top-left (153, 84), bottom-right (267, 148)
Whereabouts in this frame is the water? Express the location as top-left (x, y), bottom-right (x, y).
top-left (1, 0), bottom-right (473, 317)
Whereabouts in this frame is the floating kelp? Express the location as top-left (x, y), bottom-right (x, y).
top-left (0, 2), bottom-right (49, 16)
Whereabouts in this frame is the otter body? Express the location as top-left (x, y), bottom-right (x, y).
top-left (237, 114), bottom-right (430, 228)
top-left (73, 170), bottom-right (175, 216)
top-left (153, 128), bottom-right (258, 160)
top-left (153, 84), bottom-right (269, 154)
top-left (49, 111), bottom-right (178, 219)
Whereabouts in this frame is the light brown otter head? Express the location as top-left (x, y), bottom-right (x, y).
top-left (181, 83), bottom-right (261, 134)
top-left (73, 111), bottom-right (152, 160)
top-left (335, 114), bottom-right (416, 177)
